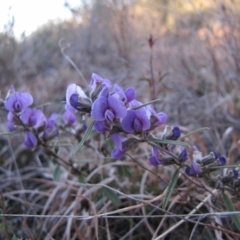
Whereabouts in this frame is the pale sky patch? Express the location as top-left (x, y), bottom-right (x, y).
top-left (0, 0), bottom-right (80, 38)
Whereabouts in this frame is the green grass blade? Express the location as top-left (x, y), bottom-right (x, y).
top-left (53, 165), bottom-right (61, 181)
top-left (101, 187), bottom-right (121, 206)
top-left (162, 168), bottom-right (180, 210)
top-left (73, 121), bottom-right (94, 155)
top-left (179, 127), bottom-right (209, 140)
top-left (133, 99), bottom-right (161, 110)
top-left (150, 139), bottom-right (189, 147)
top-left (222, 193), bottom-right (240, 231)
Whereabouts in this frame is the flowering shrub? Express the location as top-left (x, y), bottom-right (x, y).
top-left (1, 72), bottom-right (240, 239)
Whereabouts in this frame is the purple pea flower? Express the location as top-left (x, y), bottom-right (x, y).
top-left (110, 134), bottom-right (128, 159)
top-left (94, 121), bottom-right (111, 133)
top-left (4, 86), bottom-right (33, 113)
top-left (24, 131), bottom-right (37, 148)
top-left (121, 108), bottom-right (150, 134)
top-left (62, 110), bottom-right (77, 126)
top-left (91, 87), bottom-right (127, 123)
top-left (89, 73), bottom-right (111, 90)
top-left (89, 73), bottom-right (112, 101)
top-left (179, 148), bottom-right (188, 162)
top-left (161, 125), bottom-right (181, 140)
top-left (43, 113), bottom-right (59, 140)
top-left (146, 105), bottom-right (167, 128)
top-left (66, 83), bottom-right (90, 111)
top-left (20, 108), bottom-right (46, 129)
top-left (149, 146), bottom-right (163, 166)
top-left (113, 84), bottom-right (136, 104)
top-left (7, 112), bottom-right (18, 131)
top-left (185, 162), bottom-right (202, 176)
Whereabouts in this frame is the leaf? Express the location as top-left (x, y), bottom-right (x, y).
top-left (222, 193), bottom-right (240, 231)
top-left (53, 165), bottom-right (61, 181)
top-left (78, 174), bottom-right (87, 184)
top-left (162, 168), bottom-right (180, 210)
top-left (150, 139), bottom-right (189, 147)
top-left (133, 99), bottom-right (161, 110)
top-left (179, 127), bottom-right (209, 140)
top-left (73, 121), bottom-right (94, 155)
top-left (101, 187), bottom-right (121, 206)
top-left (12, 235), bottom-right (22, 240)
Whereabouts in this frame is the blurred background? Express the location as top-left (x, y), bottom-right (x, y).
top-left (1, 0), bottom-right (240, 152)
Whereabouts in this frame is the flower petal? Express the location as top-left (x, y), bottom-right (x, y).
top-left (5, 92), bottom-right (33, 112)
top-left (94, 121), bottom-right (110, 133)
top-left (108, 96), bottom-right (127, 119)
top-left (89, 73), bottom-right (112, 89)
top-left (149, 156), bottom-right (161, 166)
top-left (121, 110), bottom-right (136, 133)
top-left (91, 96), bottom-right (108, 121)
top-left (125, 87), bottom-right (136, 102)
top-left (24, 131), bottom-right (37, 147)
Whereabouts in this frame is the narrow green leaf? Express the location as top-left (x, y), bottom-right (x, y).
top-left (222, 193), bottom-right (240, 231)
top-left (179, 127), bottom-right (209, 140)
top-left (101, 187), bottom-right (121, 206)
top-left (53, 165), bottom-right (61, 181)
top-left (73, 121), bottom-right (94, 155)
top-left (12, 235), bottom-right (22, 240)
top-left (150, 139), bottom-right (189, 147)
top-left (78, 175), bottom-right (86, 184)
top-left (133, 99), bottom-right (161, 110)
top-left (162, 168), bottom-right (180, 210)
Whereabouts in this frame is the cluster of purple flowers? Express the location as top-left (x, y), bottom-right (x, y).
top-left (2, 73), bottom-right (228, 179)
top-left (3, 86), bottom-right (77, 148)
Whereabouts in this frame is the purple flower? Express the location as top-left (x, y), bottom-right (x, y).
top-left (94, 121), bottom-right (111, 133)
top-left (218, 156), bottom-right (227, 166)
top-left (171, 126), bottom-right (181, 140)
top-left (89, 73), bottom-right (111, 90)
top-left (7, 112), bottom-right (18, 131)
top-left (149, 147), bottom-right (163, 166)
top-left (66, 83), bottom-right (90, 111)
top-left (62, 110), bottom-right (77, 126)
top-left (4, 86), bottom-right (33, 112)
top-left (110, 134), bottom-right (128, 159)
top-left (185, 162), bottom-right (202, 176)
top-left (24, 131), bottom-right (37, 148)
top-left (146, 105), bottom-right (167, 128)
top-left (113, 84), bottom-right (136, 104)
top-left (91, 88), bottom-right (127, 123)
top-left (20, 108), bottom-right (46, 129)
top-left (179, 148), bottom-right (188, 162)
top-left (161, 125), bottom-right (181, 140)
top-left (43, 113), bottom-right (59, 140)
top-left (121, 108), bottom-right (150, 133)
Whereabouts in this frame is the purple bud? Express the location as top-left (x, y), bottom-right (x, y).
top-left (24, 131), bottom-right (37, 148)
top-left (171, 126), bottom-right (181, 140)
top-left (110, 134), bottom-right (127, 159)
top-left (218, 156), bottom-right (226, 166)
top-left (179, 148), bottom-right (188, 162)
top-left (185, 162), bottom-right (202, 176)
top-left (148, 147), bottom-right (163, 166)
top-left (43, 114), bottom-right (59, 140)
top-left (62, 110), bottom-right (77, 126)
top-left (89, 73), bottom-right (111, 90)
top-left (7, 112), bottom-right (17, 131)
top-left (232, 169), bottom-right (238, 179)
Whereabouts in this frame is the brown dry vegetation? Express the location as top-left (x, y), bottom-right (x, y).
top-left (1, 0), bottom-right (240, 239)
